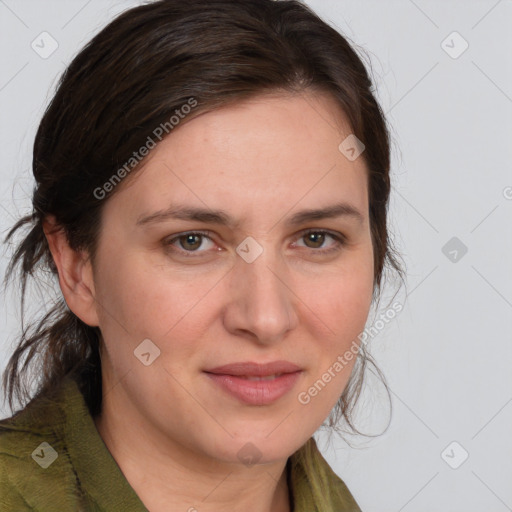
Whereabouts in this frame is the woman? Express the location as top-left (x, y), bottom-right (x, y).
top-left (0, 0), bottom-right (403, 510)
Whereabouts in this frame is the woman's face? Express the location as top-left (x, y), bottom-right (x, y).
top-left (90, 91), bottom-right (374, 465)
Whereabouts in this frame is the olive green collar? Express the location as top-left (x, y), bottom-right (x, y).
top-left (2, 373), bottom-right (360, 511)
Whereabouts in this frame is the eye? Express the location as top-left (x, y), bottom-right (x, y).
top-left (294, 229), bottom-right (346, 254)
top-left (162, 229), bottom-right (346, 258)
top-left (163, 230), bottom-right (217, 256)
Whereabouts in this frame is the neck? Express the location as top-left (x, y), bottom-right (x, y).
top-left (93, 398), bottom-right (292, 512)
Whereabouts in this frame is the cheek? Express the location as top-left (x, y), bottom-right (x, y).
top-left (295, 269), bottom-right (372, 416)
top-left (304, 260), bottom-right (374, 342)
top-left (93, 250), bottom-right (219, 346)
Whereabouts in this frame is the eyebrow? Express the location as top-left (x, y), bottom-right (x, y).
top-left (136, 202), bottom-right (365, 228)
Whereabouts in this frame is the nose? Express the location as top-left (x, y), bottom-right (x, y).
top-left (222, 245), bottom-right (298, 345)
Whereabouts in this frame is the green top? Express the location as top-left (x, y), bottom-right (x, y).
top-left (0, 374), bottom-right (362, 511)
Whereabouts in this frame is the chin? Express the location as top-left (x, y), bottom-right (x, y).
top-left (205, 427), bottom-right (307, 467)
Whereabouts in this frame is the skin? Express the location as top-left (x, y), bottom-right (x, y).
top-left (44, 90), bottom-right (374, 512)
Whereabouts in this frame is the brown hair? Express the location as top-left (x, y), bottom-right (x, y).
top-left (2, 0), bottom-right (403, 441)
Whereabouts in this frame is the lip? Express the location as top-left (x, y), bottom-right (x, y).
top-left (204, 361), bottom-right (303, 405)
top-left (205, 361), bottom-right (302, 376)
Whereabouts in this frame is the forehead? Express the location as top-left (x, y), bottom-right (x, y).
top-left (105, 91), bottom-right (369, 226)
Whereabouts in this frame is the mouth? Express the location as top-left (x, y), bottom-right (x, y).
top-left (203, 361), bottom-right (303, 405)
top-left (241, 374), bottom-right (286, 381)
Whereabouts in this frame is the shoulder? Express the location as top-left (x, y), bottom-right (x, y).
top-left (0, 387), bottom-right (66, 459)
top-left (289, 437), bottom-right (362, 512)
top-left (0, 404), bottom-right (56, 509)
top-left (0, 379), bottom-right (86, 510)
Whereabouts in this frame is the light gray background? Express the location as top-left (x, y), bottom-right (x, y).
top-left (1, 1), bottom-right (511, 511)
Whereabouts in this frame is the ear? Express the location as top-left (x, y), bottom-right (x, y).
top-left (43, 215), bottom-right (100, 327)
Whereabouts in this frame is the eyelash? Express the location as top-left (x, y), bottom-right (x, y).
top-left (162, 229), bottom-right (346, 258)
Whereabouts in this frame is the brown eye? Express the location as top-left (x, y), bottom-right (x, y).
top-left (178, 234), bottom-right (203, 251)
top-left (163, 231), bottom-right (216, 256)
top-left (295, 229), bottom-right (345, 254)
top-left (303, 231), bottom-right (325, 249)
